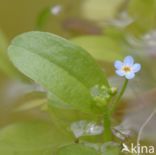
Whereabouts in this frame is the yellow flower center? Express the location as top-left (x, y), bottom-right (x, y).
top-left (122, 66), bottom-right (131, 73)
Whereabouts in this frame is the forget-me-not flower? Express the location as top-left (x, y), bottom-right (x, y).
top-left (114, 56), bottom-right (141, 79)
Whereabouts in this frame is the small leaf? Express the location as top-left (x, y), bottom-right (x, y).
top-left (8, 31), bottom-right (109, 113)
top-left (35, 7), bottom-right (51, 30)
top-left (57, 144), bottom-right (99, 155)
top-left (15, 98), bottom-right (47, 112)
top-left (0, 121), bottom-right (72, 155)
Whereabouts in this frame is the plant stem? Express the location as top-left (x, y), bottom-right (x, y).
top-left (103, 79), bottom-right (128, 141)
top-left (35, 7), bottom-right (51, 30)
top-left (110, 78), bottom-right (128, 114)
top-left (103, 106), bottom-right (112, 142)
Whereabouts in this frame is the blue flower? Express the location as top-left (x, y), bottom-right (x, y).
top-left (114, 56), bottom-right (141, 79)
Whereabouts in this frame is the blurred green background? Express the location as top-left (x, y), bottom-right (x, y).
top-left (0, 0), bottom-right (156, 154)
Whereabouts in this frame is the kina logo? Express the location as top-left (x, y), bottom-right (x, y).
top-left (122, 143), bottom-right (155, 154)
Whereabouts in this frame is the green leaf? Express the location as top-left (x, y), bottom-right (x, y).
top-left (48, 105), bottom-right (97, 133)
top-left (8, 31), bottom-right (109, 113)
top-left (0, 121), bottom-right (72, 155)
top-left (15, 98), bottom-right (46, 111)
top-left (102, 145), bottom-right (120, 155)
top-left (57, 144), bottom-right (99, 155)
top-left (72, 35), bottom-right (124, 62)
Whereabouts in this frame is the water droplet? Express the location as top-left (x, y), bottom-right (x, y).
top-left (133, 31), bottom-right (156, 57)
top-left (110, 12), bottom-right (134, 28)
top-left (86, 122), bottom-right (104, 135)
top-left (112, 123), bottom-right (132, 140)
top-left (70, 120), bottom-right (103, 138)
top-left (51, 5), bottom-right (62, 15)
top-left (128, 31), bottom-right (156, 56)
top-left (70, 120), bottom-right (86, 138)
top-left (143, 31), bottom-right (156, 48)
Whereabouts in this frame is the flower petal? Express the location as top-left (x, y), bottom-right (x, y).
top-left (124, 56), bottom-right (134, 66)
top-left (114, 61), bottom-right (123, 69)
top-left (116, 70), bottom-right (125, 77)
top-left (132, 63), bottom-right (141, 73)
top-left (125, 72), bottom-right (135, 79)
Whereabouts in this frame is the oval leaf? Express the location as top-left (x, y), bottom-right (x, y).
top-left (8, 31), bottom-right (109, 113)
top-left (0, 121), bottom-right (72, 155)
